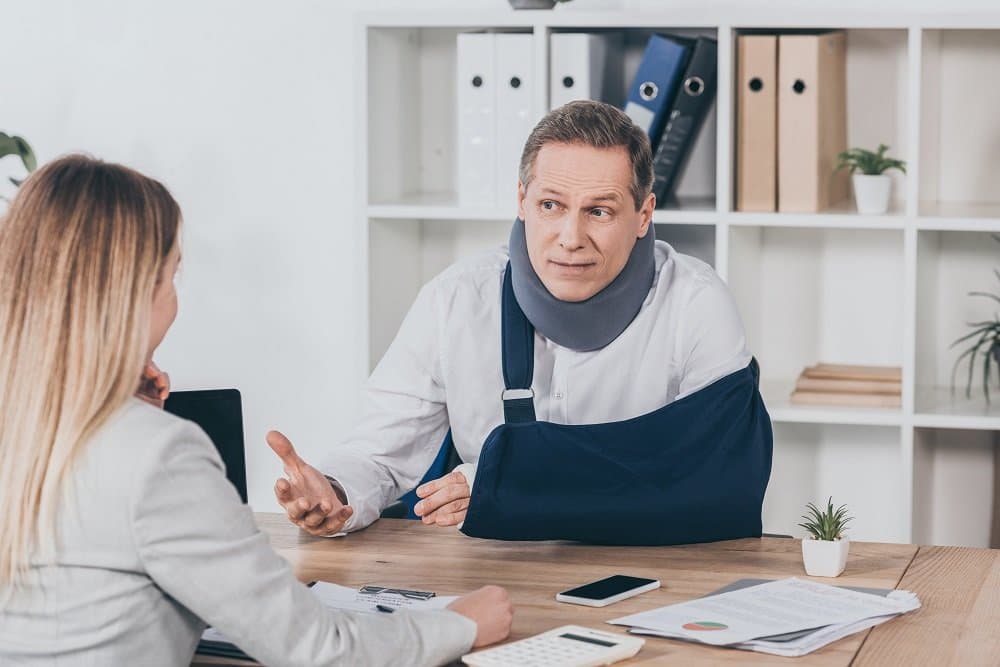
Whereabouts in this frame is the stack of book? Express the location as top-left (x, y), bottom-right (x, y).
top-left (790, 364), bottom-right (902, 408)
top-left (622, 33), bottom-right (719, 207)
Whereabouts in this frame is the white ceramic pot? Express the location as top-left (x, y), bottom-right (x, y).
top-left (801, 537), bottom-right (850, 577)
top-left (508, 0), bottom-right (557, 8)
top-left (852, 174), bottom-right (892, 215)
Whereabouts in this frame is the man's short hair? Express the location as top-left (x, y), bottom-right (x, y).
top-left (518, 100), bottom-right (654, 211)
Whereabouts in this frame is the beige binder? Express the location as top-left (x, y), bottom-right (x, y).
top-left (777, 31), bottom-right (849, 213)
top-left (736, 34), bottom-right (777, 212)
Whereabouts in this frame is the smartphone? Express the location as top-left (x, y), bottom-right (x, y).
top-left (555, 575), bottom-right (661, 608)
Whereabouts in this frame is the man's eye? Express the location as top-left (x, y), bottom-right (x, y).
top-left (591, 208), bottom-right (609, 218)
top-left (541, 201), bottom-right (556, 211)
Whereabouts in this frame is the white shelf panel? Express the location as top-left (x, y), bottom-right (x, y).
top-left (917, 201), bottom-right (1000, 231)
top-left (913, 386), bottom-right (1000, 430)
top-left (760, 380), bottom-right (904, 427)
top-left (727, 201), bottom-right (906, 230)
top-left (358, 10), bottom-right (1000, 31)
top-left (369, 193), bottom-right (720, 224)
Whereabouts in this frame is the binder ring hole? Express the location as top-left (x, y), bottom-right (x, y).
top-left (510, 76), bottom-right (521, 89)
top-left (472, 75), bottom-right (483, 88)
top-left (562, 75), bottom-right (574, 89)
top-left (684, 76), bottom-right (704, 96)
top-left (640, 81), bottom-right (658, 101)
top-left (793, 79), bottom-right (806, 94)
top-left (749, 77), bottom-right (763, 92)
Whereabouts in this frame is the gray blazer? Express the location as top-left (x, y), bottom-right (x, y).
top-left (0, 398), bottom-right (475, 666)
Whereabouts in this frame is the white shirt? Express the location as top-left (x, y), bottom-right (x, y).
top-left (325, 241), bottom-right (752, 530)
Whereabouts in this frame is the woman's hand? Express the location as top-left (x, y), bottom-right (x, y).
top-left (136, 361), bottom-right (170, 408)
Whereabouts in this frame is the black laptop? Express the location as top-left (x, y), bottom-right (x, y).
top-left (164, 389), bottom-right (248, 503)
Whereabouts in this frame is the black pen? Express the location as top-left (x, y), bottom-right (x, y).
top-left (376, 604), bottom-right (396, 614)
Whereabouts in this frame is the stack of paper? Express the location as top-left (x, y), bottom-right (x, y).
top-left (198, 582), bottom-right (457, 660)
top-left (609, 578), bottom-right (920, 658)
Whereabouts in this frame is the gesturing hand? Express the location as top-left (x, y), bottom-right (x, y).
top-left (414, 470), bottom-right (470, 527)
top-left (267, 430), bottom-right (353, 536)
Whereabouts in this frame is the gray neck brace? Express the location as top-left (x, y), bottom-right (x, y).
top-left (507, 218), bottom-right (656, 352)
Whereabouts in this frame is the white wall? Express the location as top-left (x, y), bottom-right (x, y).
top-left (0, 0), bottom-right (503, 510)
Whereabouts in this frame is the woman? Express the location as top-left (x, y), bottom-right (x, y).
top-left (0, 155), bottom-right (512, 665)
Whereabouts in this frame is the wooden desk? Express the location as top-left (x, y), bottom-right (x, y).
top-left (195, 513), bottom-right (999, 666)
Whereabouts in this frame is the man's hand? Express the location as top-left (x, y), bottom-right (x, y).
top-left (136, 361), bottom-right (170, 408)
top-left (414, 470), bottom-right (470, 527)
top-left (447, 585), bottom-right (513, 648)
top-left (268, 430), bottom-right (353, 536)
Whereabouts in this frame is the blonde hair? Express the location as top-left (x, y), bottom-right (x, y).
top-left (0, 155), bottom-right (180, 588)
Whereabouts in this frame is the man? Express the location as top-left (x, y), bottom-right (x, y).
top-left (269, 101), bottom-right (769, 541)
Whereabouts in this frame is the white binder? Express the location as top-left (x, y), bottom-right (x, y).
top-left (457, 32), bottom-right (496, 207)
top-left (549, 32), bottom-right (624, 110)
top-left (495, 33), bottom-right (535, 208)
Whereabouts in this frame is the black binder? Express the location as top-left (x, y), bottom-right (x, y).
top-left (650, 36), bottom-right (718, 205)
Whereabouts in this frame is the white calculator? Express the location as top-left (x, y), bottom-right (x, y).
top-left (462, 625), bottom-right (644, 667)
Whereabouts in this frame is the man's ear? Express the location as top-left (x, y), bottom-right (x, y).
top-left (517, 181), bottom-right (527, 220)
top-left (637, 192), bottom-right (655, 237)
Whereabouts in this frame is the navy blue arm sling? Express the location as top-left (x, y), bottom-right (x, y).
top-left (459, 264), bottom-right (773, 546)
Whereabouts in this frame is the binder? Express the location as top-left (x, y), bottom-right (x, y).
top-left (495, 33), bottom-right (536, 205)
top-left (650, 36), bottom-right (717, 205)
top-left (736, 34), bottom-right (778, 212)
top-left (777, 31), bottom-right (849, 213)
top-left (457, 32), bottom-right (497, 207)
top-left (623, 34), bottom-right (692, 146)
top-left (549, 32), bottom-right (624, 110)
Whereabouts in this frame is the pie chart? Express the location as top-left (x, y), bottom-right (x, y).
top-left (682, 621), bottom-right (728, 631)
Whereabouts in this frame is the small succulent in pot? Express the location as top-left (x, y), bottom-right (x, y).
top-left (799, 497), bottom-right (852, 541)
top-left (799, 497), bottom-right (852, 577)
top-left (834, 143), bottom-right (906, 177)
top-left (835, 144), bottom-right (906, 215)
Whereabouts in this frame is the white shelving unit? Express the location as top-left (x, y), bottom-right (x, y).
top-left (357, 7), bottom-right (1000, 547)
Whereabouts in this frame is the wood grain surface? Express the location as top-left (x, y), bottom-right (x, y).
top-left (197, 513), bottom-right (929, 666)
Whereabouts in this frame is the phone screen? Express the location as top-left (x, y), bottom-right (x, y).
top-left (559, 575), bottom-right (657, 600)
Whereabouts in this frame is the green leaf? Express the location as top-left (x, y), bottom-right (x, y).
top-left (0, 131), bottom-right (37, 174)
top-left (949, 324), bottom-right (995, 349)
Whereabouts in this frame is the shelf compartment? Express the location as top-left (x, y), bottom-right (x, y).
top-left (729, 28), bottom-right (909, 216)
top-left (912, 427), bottom-right (997, 548)
top-left (763, 422), bottom-right (905, 542)
top-left (654, 223), bottom-right (716, 269)
top-left (368, 217), bottom-right (510, 369)
top-left (728, 226), bottom-right (906, 393)
top-left (918, 29), bottom-right (1000, 220)
top-left (915, 230), bottom-right (1000, 420)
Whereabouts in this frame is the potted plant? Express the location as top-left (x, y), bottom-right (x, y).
top-left (799, 497), bottom-right (853, 577)
top-left (1, 131), bottom-right (37, 203)
top-left (834, 144), bottom-right (906, 215)
top-left (950, 239), bottom-right (1000, 403)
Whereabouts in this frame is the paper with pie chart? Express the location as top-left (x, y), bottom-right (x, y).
top-left (608, 577), bottom-right (920, 646)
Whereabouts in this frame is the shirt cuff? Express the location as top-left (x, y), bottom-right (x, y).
top-left (321, 476), bottom-right (352, 537)
top-left (453, 462), bottom-right (476, 490)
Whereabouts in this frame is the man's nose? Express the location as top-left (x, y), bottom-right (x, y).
top-left (557, 213), bottom-right (587, 250)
